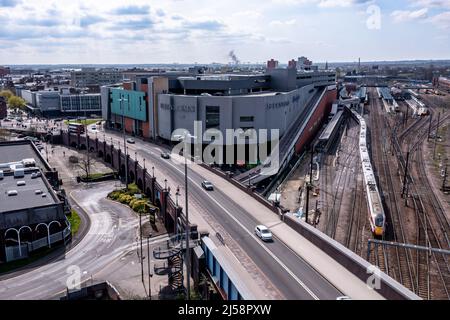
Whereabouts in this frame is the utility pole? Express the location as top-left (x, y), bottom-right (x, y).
top-left (147, 234), bottom-right (152, 300)
top-left (120, 95), bottom-right (129, 190)
top-left (184, 153), bottom-right (191, 300)
top-left (443, 164), bottom-right (448, 191)
top-left (427, 114), bottom-right (433, 141)
top-left (433, 112), bottom-right (441, 160)
top-left (140, 212), bottom-right (144, 284)
top-left (305, 146), bottom-right (314, 224)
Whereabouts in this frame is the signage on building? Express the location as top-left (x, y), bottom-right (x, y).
top-left (161, 103), bottom-right (195, 112)
top-left (266, 100), bottom-right (290, 110)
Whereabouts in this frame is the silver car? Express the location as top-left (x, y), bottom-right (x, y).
top-left (254, 225), bottom-right (273, 242)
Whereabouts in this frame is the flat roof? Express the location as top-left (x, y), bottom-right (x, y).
top-left (0, 170), bottom-right (56, 213)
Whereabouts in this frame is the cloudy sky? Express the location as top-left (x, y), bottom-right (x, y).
top-left (0, 0), bottom-right (449, 64)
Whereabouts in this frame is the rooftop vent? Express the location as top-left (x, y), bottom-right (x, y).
top-left (17, 181), bottom-right (26, 186)
top-left (14, 168), bottom-right (25, 178)
top-left (7, 190), bottom-right (18, 196)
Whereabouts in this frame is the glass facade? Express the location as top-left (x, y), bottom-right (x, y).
top-left (205, 105), bottom-right (220, 129)
top-left (60, 94), bottom-right (101, 112)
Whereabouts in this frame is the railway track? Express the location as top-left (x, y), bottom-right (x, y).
top-left (389, 99), bottom-right (450, 299)
top-left (325, 120), bottom-right (359, 239)
top-left (370, 90), bottom-right (416, 292)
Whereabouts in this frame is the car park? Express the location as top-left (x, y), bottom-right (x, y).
top-left (201, 180), bottom-right (214, 190)
top-left (254, 225), bottom-right (273, 242)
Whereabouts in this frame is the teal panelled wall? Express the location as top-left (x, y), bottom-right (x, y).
top-left (110, 88), bottom-right (147, 121)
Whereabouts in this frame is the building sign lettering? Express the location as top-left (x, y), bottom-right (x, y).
top-left (161, 103), bottom-right (196, 112)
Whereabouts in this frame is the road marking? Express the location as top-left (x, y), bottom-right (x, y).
top-left (161, 158), bottom-right (320, 300)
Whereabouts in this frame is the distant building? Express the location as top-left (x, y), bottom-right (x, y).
top-left (267, 59), bottom-right (279, 70)
top-left (434, 76), bottom-right (450, 92)
top-left (288, 60), bottom-right (297, 69)
top-left (0, 96), bottom-right (7, 119)
top-left (297, 56), bottom-right (313, 71)
top-left (70, 68), bottom-right (123, 87)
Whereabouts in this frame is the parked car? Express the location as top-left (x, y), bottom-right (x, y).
top-left (126, 138), bottom-right (135, 144)
top-left (201, 180), bottom-right (214, 191)
top-left (161, 152), bottom-right (170, 159)
top-left (254, 225), bottom-right (273, 242)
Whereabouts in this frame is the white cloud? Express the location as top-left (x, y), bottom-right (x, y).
top-left (391, 8), bottom-right (428, 23)
top-left (429, 11), bottom-right (450, 28)
top-left (269, 19), bottom-right (297, 26)
top-left (409, 0), bottom-right (450, 9)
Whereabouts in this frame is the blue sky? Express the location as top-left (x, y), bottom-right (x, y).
top-left (0, 0), bottom-right (449, 64)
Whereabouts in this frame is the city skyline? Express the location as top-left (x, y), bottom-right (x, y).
top-left (1, 0), bottom-right (450, 64)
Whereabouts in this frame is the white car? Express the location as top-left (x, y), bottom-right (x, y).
top-left (254, 225), bottom-right (273, 241)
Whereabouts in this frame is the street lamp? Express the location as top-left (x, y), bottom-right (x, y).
top-left (152, 166), bottom-right (155, 178)
top-left (164, 179), bottom-right (167, 190)
top-left (119, 95), bottom-right (129, 190)
top-left (176, 186), bottom-right (180, 207)
top-left (147, 234), bottom-right (152, 300)
top-left (143, 158), bottom-right (146, 170)
top-left (135, 151), bottom-right (137, 161)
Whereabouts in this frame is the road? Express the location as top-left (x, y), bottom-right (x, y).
top-left (96, 126), bottom-right (343, 299)
top-left (0, 182), bottom-right (143, 299)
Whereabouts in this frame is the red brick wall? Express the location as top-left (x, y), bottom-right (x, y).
top-left (124, 117), bottom-right (134, 134)
top-left (294, 88), bottom-right (336, 154)
top-left (123, 82), bottom-right (133, 90)
top-left (142, 121), bottom-right (150, 139)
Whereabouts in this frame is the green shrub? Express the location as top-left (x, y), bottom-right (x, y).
top-left (108, 191), bottom-right (122, 201)
top-left (131, 200), bottom-right (148, 214)
top-left (118, 194), bottom-right (133, 205)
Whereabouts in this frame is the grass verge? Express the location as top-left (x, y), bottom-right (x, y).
top-left (68, 209), bottom-right (81, 236)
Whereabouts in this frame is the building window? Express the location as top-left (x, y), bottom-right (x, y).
top-left (240, 116), bottom-right (254, 122)
top-left (205, 106), bottom-right (220, 129)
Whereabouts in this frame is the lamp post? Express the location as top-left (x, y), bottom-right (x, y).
top-left (152, 166), bottom-right (155, 178)
top-left (147, 234), bottom-right (152, 300)
top-left (143, 158), bottom-right (146, 170)
top-left (135, 151), bottom-right (137, 161)
top-left (176, 186), bottom-right (180, 207)
top-left (164, 179), bottom-right (168, 190)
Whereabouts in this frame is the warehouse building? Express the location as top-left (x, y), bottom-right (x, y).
top-left (0, 140), bottom-right (71, 264)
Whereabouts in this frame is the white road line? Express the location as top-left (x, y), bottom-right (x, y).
top-left (161, 157), bottom-right (320, 300)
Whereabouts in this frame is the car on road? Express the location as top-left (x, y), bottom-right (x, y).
top-left (336, 296), bottom-right (352, 300)
top-left (201, 180), bottom-right (214, 191)
top-left (161, 152), bottom-right (170, 159)
top-left (2, 118), bottom-right (11, 122)
top-left (254, 225), bottom-right (273, 242)
top-left (126, 138), bottom-right (135, 144)
top-left (91, 125), bottom-right (97, 131)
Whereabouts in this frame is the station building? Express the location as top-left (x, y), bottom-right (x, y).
top-left (0, 140), bottom-right (71, 264)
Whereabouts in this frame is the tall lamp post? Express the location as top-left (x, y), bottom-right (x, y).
top-left (183, 133), bottom-right (196, 300)
top-left (119, 95), bottom-right (129, 190)
top-left (147, 233), bottom-right (152, 300)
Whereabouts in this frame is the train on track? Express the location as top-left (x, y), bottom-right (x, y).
top-left (350, 108), bottom-right (386, 237)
